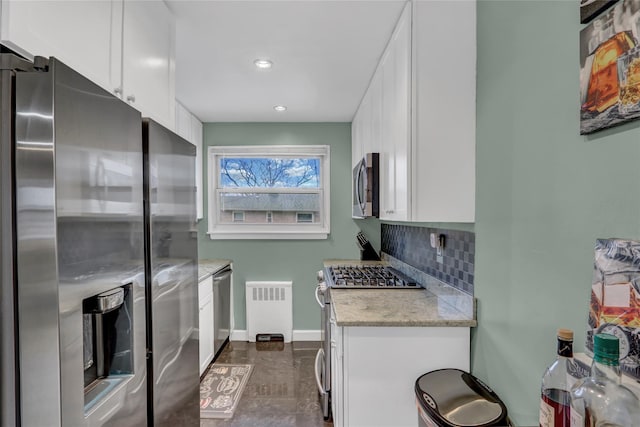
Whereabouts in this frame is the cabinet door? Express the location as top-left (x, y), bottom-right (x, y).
top-left (343, 326), bottom-right (470, 427)
top-left (358, 89), bottom-right (373, 160)
top-left (121, 0), bottom-right (175, 130)
top-left (368, 70), bottom-right (383, 156)
top-left (351, 106), bottom-right (364, 169)
top-left (411, 0), bottom-right (475, 222)
top-left (0, 0), bottom-right (122, 94)
top-left (199, 292), bottom-right (214, 375)
top-left (390, 4), bottom-right (411, 221)
top-left (330, 309), bottom-right (344, 427)
top-left (379, 3), bottom-right (411, 221)
top-left (192, 115), bottom-right (204, 220)
top-left (199, 276), bottom-right (214, 375)
top-left (175, 101), bottom-right (193, 141)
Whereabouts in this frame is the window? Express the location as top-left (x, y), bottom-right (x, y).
top-left (208, 145), bottom-right (330, 239)
top-left (232, 211), bottom-right (245, 222)
top-left (296, 212), bottom-right (314, 223)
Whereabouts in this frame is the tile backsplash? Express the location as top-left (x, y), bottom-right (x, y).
top-left (381, 224), bottom-right (475, 295)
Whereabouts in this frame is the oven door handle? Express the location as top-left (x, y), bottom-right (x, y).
top-left (314, 348), bottom-right (326, 395)
top-left (315, 283), bottom-right (325, 308)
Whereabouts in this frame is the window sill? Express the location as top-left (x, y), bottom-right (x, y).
top-left (208, 231), bottom-right (328, 240)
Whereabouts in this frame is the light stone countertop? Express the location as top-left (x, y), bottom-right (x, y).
top-left (324, 259), bottom-right (476, 327)
top-left (198, 259), bottom-right (232, 282)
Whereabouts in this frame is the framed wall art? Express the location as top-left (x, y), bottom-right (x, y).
top-left (581, 0), bottom-right (619, 24)
top-left (580, 0), bottom-right (640, 134)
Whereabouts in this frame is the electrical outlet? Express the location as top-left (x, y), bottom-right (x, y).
top-left (436, 234), bottom-right (445, 264)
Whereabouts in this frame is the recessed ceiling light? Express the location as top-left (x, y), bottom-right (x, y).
top-left (254, 59), bottom-right (273, 69)
top-left (273, 105), bottom-right (287, 112)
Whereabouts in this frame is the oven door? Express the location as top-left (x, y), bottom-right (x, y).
top-left (314, 282), bottom-right (331, 420)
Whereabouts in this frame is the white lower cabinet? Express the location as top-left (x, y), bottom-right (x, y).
top-left (330, 308), bottom-right (344, 427)
top-left (331, 310), bottom-right (470, 426)
top-left (199, 275), bottom-right (214, 376)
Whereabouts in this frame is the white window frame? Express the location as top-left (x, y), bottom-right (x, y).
top-left (207, 145), bottom-right (331, 240)
top-left (266, 211), bottom-right (273, 223)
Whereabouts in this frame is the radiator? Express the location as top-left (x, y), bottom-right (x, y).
top-left (245, 281), bottom-right (293, 343)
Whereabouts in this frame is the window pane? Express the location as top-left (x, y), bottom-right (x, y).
top-left (218, 192), bottom-right (321, 224)
top-left (219, 157), bottom-right (320, 188)
top-left (296, 213), bottom-right (314, 223)
top-left (232, 211), bottom-right (244, 222)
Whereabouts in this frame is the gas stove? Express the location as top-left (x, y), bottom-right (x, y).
top-left (324, 264), bottom-right (420, 289)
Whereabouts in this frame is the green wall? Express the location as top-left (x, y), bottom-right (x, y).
top-left (197, 123), bottom-right (360, 331)
top-left (474, 1), bottom-right (640, 425)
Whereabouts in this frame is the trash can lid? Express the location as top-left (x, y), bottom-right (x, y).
top-left (415, 369), bottom-right (507, 427)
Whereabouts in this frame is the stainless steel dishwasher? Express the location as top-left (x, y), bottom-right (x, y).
top-left (212, 265), bottom-right (232, 358)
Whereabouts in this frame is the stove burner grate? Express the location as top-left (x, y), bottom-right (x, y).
top-left (327, 265), bottom-right (419, 288)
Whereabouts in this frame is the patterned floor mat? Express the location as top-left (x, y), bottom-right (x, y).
top-left (200, 364), bottom-right (254, 419)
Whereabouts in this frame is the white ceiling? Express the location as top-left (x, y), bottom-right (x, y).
top-left (166, 0), bottom-right (406, 123)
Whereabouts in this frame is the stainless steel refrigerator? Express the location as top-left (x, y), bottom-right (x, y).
top-left (0, 53), bottom-right (147, 426)
top-left (142, 118), bottom-right (199, 426)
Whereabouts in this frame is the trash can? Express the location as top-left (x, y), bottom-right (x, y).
top-left (415, 369), bottom-right (511, 427)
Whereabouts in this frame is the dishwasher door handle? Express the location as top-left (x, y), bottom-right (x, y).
top-left (314, 348), bottom-right (326, 395)
top-left (212, 269), bottom-right (232, 283)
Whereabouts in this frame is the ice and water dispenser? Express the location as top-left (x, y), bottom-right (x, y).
top-left (82, 285), bottom-right (133, 410)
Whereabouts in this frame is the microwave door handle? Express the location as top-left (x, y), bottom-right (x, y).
top-left (356, 162), bottom-right (366, 212)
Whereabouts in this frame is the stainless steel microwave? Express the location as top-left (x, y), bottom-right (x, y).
top-left (352, 152), bottom-right (379, 218)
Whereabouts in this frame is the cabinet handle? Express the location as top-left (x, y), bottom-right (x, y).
top-left (113, 87), bottom-right (122, 96)
top-left (126, 94), bottom-right (136, 103)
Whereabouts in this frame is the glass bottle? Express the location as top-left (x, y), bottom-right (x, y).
top-left (570, 333), bottom-right (640, 427)
top-left (540, 328), bottom-right (576, 427)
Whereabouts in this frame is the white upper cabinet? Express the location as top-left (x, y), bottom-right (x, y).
top-left (351, 0), bottom-right (476, 223)
top-left (175, 100), bottom-right (204, 220)
top-left (379, 3), bottom-right (410, 221)
top-left (0, 0), bottom-right (176, 131)
top-left (411, 0), bottom-right (476, 222)
top-left (0, 0), bottom-right (121, 93)
top-left (121, 0), bottom-right (176, 130)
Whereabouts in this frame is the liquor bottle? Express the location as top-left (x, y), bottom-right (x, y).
top-left (570, 333), bottom-right (640, 427)
top-left (539, 329), bottom-right (576, 427)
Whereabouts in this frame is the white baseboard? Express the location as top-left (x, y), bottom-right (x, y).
top-left (230, 330), bottom-right (248, 341)
top-left (230, 329), bottom-right (321, 342)
top-left (292, 330), bottom-right (322, 341)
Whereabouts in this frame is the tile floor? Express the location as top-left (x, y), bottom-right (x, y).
top-left (200, 341), bottom-right (333, 427)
